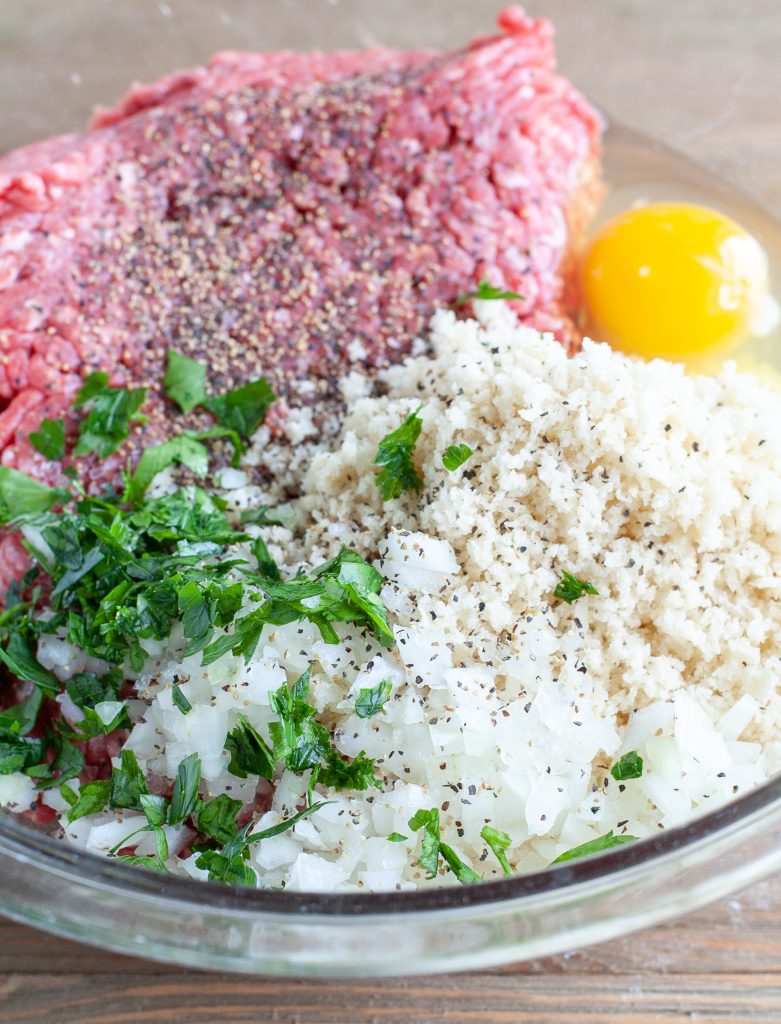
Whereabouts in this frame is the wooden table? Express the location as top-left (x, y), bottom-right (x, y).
top-left (2, 876), bottom-right (781, 1023)
top-left (1, 1), bottom-right (780, 1021)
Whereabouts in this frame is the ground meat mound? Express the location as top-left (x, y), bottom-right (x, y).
top-left (0, 7), bottom-right (600, 582)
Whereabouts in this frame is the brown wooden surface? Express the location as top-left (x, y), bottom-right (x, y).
top-left (1, 1), bottom-right (781, 1021)
top-left (0, 875), bottom-right (780, 1023)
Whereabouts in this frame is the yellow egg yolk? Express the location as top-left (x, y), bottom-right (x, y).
top-left (581, 202), bottom-right (773, 362)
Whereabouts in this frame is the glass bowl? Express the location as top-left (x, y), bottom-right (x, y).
top-left (1, 0), bottom-right (780, 976)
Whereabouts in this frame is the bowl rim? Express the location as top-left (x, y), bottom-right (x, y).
top-left (3, 773), bottom-right (781, 916)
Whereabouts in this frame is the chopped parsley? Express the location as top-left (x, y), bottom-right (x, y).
top-left (29, 418), bottom-right (66, 461)
top-left (26, 731), bottom-right (84, 790)
top-left (373, 407), bottom-right (424, 501)
top-left (480, 824), bottom-right (513, 876)
top-left (73, 372), bottom-right (147, 458)
top-left (224, 668), bottom-right (382, 793)
top-left (610, 751), bottom-right (644, 781)
top-left (554, 570), bottom-right (599, 604)
top-left (105, 752), bottom-right (203, 873)
top-left (318, 748), bottom-right (380, 792)
top-left (163, 349), bottom-right (276, 447)
top-left (204, 378), bottom-right (276, 440)
top-left (225, 713), bottom-right (276, 781)
top-left (168, 752), bottom-right (202, 826)
top-left (195, 801), bottom-right (330, 886)
top-left (164, 351), bottom-right (208, 415)
top-left (196, 794), bottom-right (242, 845)
top-left (438, 842), bottom-right (481, 884)
top-left (60, 779), bottom-right (111, 824)
top-left (387, 832), bottom-right (408, 843)
top-left (552, 830), bottom-right (637, 864)
top-left (0, 355), bottom-right (404, 888)
top-left (354, 679), bottom-right (392, 719)
top-left (442, 443), bottom-right (473, 473)
top-left (408, 807), bottom-right (481, 884)
top-left (171, 683), bottom-right (192, 715)
top-left (64, 670), bottom-right (130, 738)
top-left (455, 280), bottom-right (524, 304)
top-left (201, 547), bottom-right (394, 664)
top-left (109, 750), bottom-right (149, 811)
top-left (0, 446), bottom-right (393, 806)
top-left (0, 466), bottom-right (64, 524)
top-left (129, 435), bottom-right (210, 500)
top-left (0, 730), bottom-right (46, 776)
top-left (0, 632), bottom-right (58, 694)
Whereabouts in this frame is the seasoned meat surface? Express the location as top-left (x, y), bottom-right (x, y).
top-left (0, 8), bottom-right (600, 582)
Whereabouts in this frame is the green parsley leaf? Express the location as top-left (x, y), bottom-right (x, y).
top-left (75, 701), bottom-right (131, 738)
top-left (442, 443), bottom-right (473, 472)
top-left (268, 668), bottom-right (329, 773)
top-left (195, 801), bottom-right (330, 886)
top-left (29, 733), bottom-right (84, 789)
top-left (40, 517), bottom-right (83, 570)
top-left (553, 570), bottom-right (599, 605)
top-left (408, 807), bottom-right (442, 878)
top-left (59, 782), bottom-right (77, 807)
top-left (73, 372), bottom-right (110, 404)
top-left (0, 466), bottom-right (62, 524)
top-left (373, 407), bottom-right (424, 501)
top-left (244, 801), bottom-right (332, 846)
top-left (203, 378), bottom-right (276, 439)
top-left (188, 426), bottom-right (245, 467)
top-left (240, 505), bottom-right (296, 530)
top-left (610, 751), bottom-right (644, 781)
top-left (194, 847), bottom-right (256, 886)
top-left (154, 826), bottom-right (170, 865)
top-left (171, 683), bottom-right (192, 715)
top-left (252, 535), bottom-right (280, 581)
top-left (139, 793), bottom-right (169, 828)
top-left (455, 280), bottom-right (524, 304)
top-left (177, 579), bottom-right (213, 644)
top-left (203, 547), bottom-right (394, 662)
top-left (387, 832), bottom-right (408, 843)
top-left (129, 436), bottom-right (209, 500)
top-left (408, 807), bottom-right (480, 884)
top-left (196, 793), bottom-right (242, 845)
top-left (113, 852), bottom-right (170, 873)
top-left (0, 687), bottom-right (43, 737)
top-left (29, 418), bottom-right (66, 461)
top-left (169, 752), bottom-right (201, 825)
top-left (109, 749), bottom-right (149, 810)
top-left (0, 735), bottom-right (46, 776)
top-left (480, 824), bottom-right (513, 876)
top-left (552, 830), bottom-right (638, 864)
top-left (65, 670), bottom-right (122, 710)
top-left (0, 633), bottom-right (59, 695)
top-left (354, 679), bottom-right (392, 719)
top-left (266, 668), bottom-right (381, 791)
top-left (73, 372), bottom-right (147, 458)
top-left (439, 842), bottom-right (481, 884)
top-left (318, 747), bottom-right (381, 792)
top-left (225, 713), bottom-right (276, 780)
top-left (164, 351), bottom-right (208, 414)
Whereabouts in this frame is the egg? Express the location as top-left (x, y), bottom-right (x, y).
top-left (581, 202), bottom-right (779, 362)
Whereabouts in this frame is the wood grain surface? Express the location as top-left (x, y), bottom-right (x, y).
top-left (1, 1), bottom-right (781, 1022)
top-left (1, 876), bottom-right (780, 1023)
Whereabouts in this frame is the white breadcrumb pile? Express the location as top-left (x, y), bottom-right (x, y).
top-left (7, 303), bottom-right (781, 893)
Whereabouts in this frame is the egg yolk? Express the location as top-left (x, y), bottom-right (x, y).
top-left (581, 202), bottom-right (773, 361)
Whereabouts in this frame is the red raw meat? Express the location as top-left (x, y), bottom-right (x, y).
top-left (0, 6), bottom-right (601, 589)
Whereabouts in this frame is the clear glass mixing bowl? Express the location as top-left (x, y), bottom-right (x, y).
top-left (1, 0), bottom-right (780, 976)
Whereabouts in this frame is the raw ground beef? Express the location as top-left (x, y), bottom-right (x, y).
top-left (0, 6), bottom-right (601, 589)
